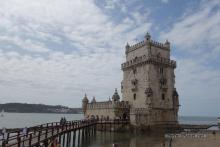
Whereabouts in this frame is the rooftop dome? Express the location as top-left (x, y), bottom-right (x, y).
top-left (112, 89), bottom-right (120, 102)
top-left (144, 32), bottom-right (151, 41)
top-left (91, 96), bottom-right (96, 103)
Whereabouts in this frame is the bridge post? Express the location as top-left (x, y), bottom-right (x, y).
top-left (17, 136), bottom-right (21, 147)
top-left (81, 128), bottom-right (84, 142)
top-left (37, 131), bottom-right (41, 145)
top-left (78, 129), bottom-right (81, 146)
top-left (45, 124), bottom-right (48, 139)
top-left (105, 121), bottom-right (107, 132)
top-left (110, 120), bottom-right (112, 132)
top-left (62, 133), bottom-right (66, 147)
top-left (52, 124), bottom-right (54, 137)
top-left (72, 130), bottom-right (76, 147)
top-left (28, 134), bottom-right (32, 146)
top-left (66, 132), bottom-right (69, 147)
top-left (94, 121), bottom-right (97, 135)
top-left (93, 124), bottom-right (95, 135)
top-left (68, 132), bottom-right (71, 147)
top-left (69, 131), bottom-right (72, 147)
top-left (44, 139), bottom-right (48, 147)
top-left (2, 140), bottom-right (6, 147)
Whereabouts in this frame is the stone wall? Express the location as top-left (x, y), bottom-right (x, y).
top-left (121, 34), bottom-right (179, 126)
top-left (85, 101), bottom-right (130, 120)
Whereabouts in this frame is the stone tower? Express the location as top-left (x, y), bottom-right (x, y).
top-left (121, 33), bottom-right (179, 126)
top-left (82, 94), bottom-right (89, 115)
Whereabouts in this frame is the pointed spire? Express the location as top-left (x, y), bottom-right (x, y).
top-left (125, 42), bottom-right (130, 54)
top-left (82, 93), bottom-right (89, 103)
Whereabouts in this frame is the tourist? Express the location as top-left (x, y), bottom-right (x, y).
top-left (63, 117), bottom-right (67, 124)
top-left (2, 128), bottom-right (6, 140)
top-left (1, 128), bottom-right (7, 145)
top-left (22, 127), bottom-right (28, 136)
top-left (60, 117), bottom-right (63, 125)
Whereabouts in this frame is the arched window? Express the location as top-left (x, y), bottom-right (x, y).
top-left (159, 67), bottom-right (164, 74)
top-left (162, 93), bottom-right (165, 100)
top-left (133, 93), bottom-right (136, 100)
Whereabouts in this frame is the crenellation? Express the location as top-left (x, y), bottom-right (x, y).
top-left (121, 54), bottom-right (176, 70)
top-left (150, 40), bottom-right (169, 50)
top-left (125, 38), bottom-right (170, 55)
top-left (125, 40), bottom-right (146, 54)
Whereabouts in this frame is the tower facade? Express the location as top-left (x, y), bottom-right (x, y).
top-left (121, 33), bottom-right (179, 126)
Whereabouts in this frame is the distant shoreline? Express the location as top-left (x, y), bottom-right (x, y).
top-left (2, 112), bottom-right (83, 114)
top-left (0, 103), bottom-right (82, 114)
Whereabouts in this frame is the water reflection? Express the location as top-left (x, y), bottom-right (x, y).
top-left (81, 131), bottom-right (166, 147)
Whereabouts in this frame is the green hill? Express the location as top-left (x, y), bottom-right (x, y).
top-left (0, 103), bottom-right (82, 114)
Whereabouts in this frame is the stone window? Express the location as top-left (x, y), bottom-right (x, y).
top-left (131, 79), bottom-right (138, 86)
top-left (131, 79), bottom-right (138, 91)
top-left (159, 67), bottom-right (164, 74)
top-left (133, 93), bottom-right (136, 100)
top-left (162, 93), bottom-right (165, 100)
top-left (132, 67), bottom-right (137, 74)
top-left (160, 78), bottom-right (167, 85)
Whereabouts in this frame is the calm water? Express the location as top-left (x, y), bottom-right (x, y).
top-left (0, 113), bottom-right (218, 147)
top-left (0, 113), bottom-right (217, 128)
top-left (0, 113), bottom-right (83, 128)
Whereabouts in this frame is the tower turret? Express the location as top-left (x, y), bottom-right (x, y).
top-left (82, 94), bottom-right (89, 115)
top-left (91, 96), bottom-right (96, 103)
top-left (112, 89), bottom-right (120, 102)
top-left (164, 39), bottom-right (170, 49)
top-left (144, 32), bottom-right (151, 42)
top-left (125, 42), bottom-right (130, 55)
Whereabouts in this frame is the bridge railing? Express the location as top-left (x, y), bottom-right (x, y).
top-left (1, 119), bottom-right (129, 146)
top-left (1, 119), bottom-right (97, 146)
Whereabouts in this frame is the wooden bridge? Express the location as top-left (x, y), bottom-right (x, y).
top-left (0, 119), bottom-right (129, 147)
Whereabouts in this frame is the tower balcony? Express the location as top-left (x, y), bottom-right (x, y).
top-left (121, 55), bottom-right (176, 70)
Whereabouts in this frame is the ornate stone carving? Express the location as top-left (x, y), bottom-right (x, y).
top-left (145, 87), bottom-right (153, 97)
top-left (131, 79), bottom-right (138, 91)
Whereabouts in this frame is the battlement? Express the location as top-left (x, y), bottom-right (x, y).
top-left (130, 108), bottom-right (149, 114)
top-left (121, 54), bottom-right (176, 70)
top-left (126, 39), bottom-right (170, 54)
top-left (87, 101), bottom-right (130, 110)
top-left (87, 101), bottom-right (112, 109)
top-left (113, 101), bottom-right (130, 108)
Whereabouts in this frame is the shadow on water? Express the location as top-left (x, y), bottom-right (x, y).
top-left (80, 131), bottom-right (166, 147)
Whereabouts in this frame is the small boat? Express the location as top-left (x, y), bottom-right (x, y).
top-left (1, 109), bottom-right (4, 117)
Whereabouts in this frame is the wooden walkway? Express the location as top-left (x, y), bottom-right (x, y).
top-left (0, 119), bottom-right (129, 147)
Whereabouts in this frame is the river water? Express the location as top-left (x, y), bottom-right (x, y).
top-left (0, 113), bottom-right (217, 128)
top-left (0, 113), bottom-right (218, 147)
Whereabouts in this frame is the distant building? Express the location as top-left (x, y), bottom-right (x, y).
top-left (82, 33), bottom-right (179, 127)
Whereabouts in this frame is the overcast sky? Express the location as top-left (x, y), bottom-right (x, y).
top-left (0, 0), bottom-right (219, 116)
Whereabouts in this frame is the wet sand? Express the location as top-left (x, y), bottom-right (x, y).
top-left (165, 131), bottom-right (220, 147)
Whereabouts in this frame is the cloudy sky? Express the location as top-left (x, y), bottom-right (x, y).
top-left (0, 0), bottom-right (219, 116)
